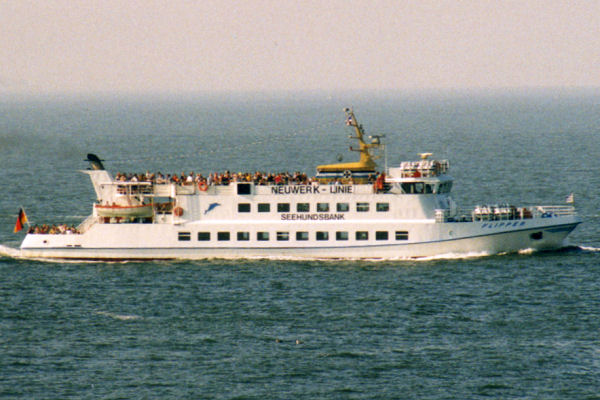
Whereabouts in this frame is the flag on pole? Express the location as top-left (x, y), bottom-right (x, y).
top-left (566, 193), bottom-right (574, 204)
top-left (13, 208), bottom-right (28, 233)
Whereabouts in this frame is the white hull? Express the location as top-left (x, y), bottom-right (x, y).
top-left (19, 216), bottom-right (580, 260)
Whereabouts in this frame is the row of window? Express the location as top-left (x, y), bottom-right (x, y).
top-left (178, 230), bottom-right (409, 242)
top-left (238, 202), bottom-right (390, 213)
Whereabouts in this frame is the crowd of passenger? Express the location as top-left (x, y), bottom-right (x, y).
top-left (28, 224), bottom-right (79, 235)
top-left (114, 170), bottom-right (381, 186)
top-left (113, 171), bottom-right (319, 186)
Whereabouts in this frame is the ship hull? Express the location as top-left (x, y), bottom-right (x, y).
top-left (19, 216), bottom-right (580, 261)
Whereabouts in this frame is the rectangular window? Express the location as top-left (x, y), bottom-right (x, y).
top-left (396, 231), bottom-right (409, 241)
top-left (217, 232), bottom-right (230, 241)
top-left (336, 231), bottom-right (348, 241)
top-left (258, 203), bottom-right (270, 212)
top-left (296, 231), bottom-right (309, 241)
top-left (356, 231), bottom-right (369, 241)
top-left (197, 232), bottom-right (211, 241)
top-left (337, 202), bottom-right (349, 212)
top-left (238, 203), bottom-right (251, 213)
top-left (237, 183), bottom-right (252, 195)
top-left (376, 203), bottom-right (390, 212)
top-left (316, 231), bottom-right (329, 241)
top-left (237, 232), bottom-right (250, 241)
top-left (257, 232), bottom-right (269, 241)
top-left (376, 231), bottom-right (389, 241)
top-left (297, 203), bottom-right (310, 212)
top-left (277, 203), bottom-right (290, 212)
top-left (178, 232), bottom-right (191, 241)
top-left (277, 232), bottom-right (289, 241)
top-left (317, 203), bottom-right (330, 212)
top-left (357, 202), bottom-right (370, 212)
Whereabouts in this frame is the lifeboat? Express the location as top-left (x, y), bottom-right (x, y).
top-left (94, 203), bottom-right (154, 218)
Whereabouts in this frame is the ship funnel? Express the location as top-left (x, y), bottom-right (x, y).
top-left (85, 153), bottom-right (105, 170)
top-left (81, 154), bottom-right (113, 201)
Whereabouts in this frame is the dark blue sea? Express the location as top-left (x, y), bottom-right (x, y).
top-left (1, 89), bottom-right (599, 399)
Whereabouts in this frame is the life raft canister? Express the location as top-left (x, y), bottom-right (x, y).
top-left (173, 206), bottom-right (184, 217)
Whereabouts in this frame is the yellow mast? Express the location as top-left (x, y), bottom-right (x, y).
top-left (317, 108), bottom-right (382, 173)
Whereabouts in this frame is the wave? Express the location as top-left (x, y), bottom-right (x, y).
top-left (0, 244), bottom-right (21, 258)
top-left (577, 245), bottom-right (600, 252)
top-left (410, 251), bottom-right (492, 261)
top-left (0, 244), bottom-right (130, 264)
top-left (518, 245), bottom-right (600, 255)
top-left (240, 251), bottom-right (493, 262)
top-left (518, 248), bottom-right (536, 255)
top-left (3, 243), bottom-right (596, 264)
top-left (95, 311), bottom-right (142, 321)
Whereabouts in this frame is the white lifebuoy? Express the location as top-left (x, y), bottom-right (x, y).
top-left (343, 170), bottom-right (352, 179)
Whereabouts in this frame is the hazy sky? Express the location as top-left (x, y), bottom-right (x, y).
top-left (1, 0), bottom-right (598, 94)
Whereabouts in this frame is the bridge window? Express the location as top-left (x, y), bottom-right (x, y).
top-left (277, 203), bottom-right (290, 212)
top-left (438, 182), bottom-right (453, 194)
top-left (401, 182), bottom-right (435, 194)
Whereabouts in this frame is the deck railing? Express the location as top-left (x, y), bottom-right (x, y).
top-left (437, 205), bottom-right (577, 223)
top-left (532, 205), bottom-right (577, 217)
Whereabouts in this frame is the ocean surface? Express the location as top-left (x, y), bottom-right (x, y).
top-left (1, 89), bottom-right (599, 399)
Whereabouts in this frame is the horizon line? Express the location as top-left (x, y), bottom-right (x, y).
top-left (2, 86), bottom-right (599, 100)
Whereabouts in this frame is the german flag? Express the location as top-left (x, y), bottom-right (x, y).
top-left (14, 208), bottom-right (28, 233)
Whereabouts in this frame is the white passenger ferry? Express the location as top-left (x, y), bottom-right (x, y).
top-left (19, 108), bottom-right (580, 260)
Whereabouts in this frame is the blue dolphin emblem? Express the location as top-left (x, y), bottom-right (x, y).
top-left (205, 203), bottom-right (221, 215)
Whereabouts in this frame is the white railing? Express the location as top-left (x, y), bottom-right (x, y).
top-left (437, 205), bottom-right (577, 223)
top-left (532, 205), bottom-right (577, 217)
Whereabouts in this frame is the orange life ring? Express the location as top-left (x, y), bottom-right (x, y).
top-left (173, 207), bottom-right (184, 217)
top-left (198, 181), bottom-right (208, 191)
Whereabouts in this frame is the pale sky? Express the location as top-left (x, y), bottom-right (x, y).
top-left (1, 0), bottom-right (599, 94)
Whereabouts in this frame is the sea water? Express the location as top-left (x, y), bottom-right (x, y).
top-left (1, 90), bottom-right (599, 399)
